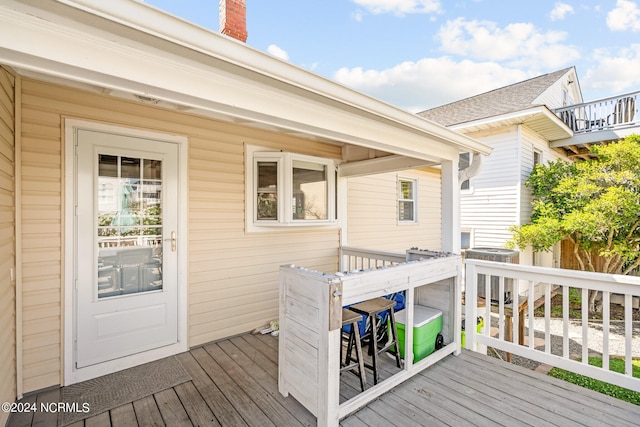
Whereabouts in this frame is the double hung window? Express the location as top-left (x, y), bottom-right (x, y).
top-left (398, 178), bottom-right (417, 223)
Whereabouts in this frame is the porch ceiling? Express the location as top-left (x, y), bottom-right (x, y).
top-left (0, 0), bottom-right (491, 168)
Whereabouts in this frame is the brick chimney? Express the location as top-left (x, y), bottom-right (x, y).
top-left (219, 0), bottom-right (247, 42)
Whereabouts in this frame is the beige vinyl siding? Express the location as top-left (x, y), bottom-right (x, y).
top-left (19, 78), bottom-right (341, 392)
top-left (460, 127), bottom-right (519, 248)
top-left (346, 169), bottom-right (441, 252)
top-left (0, 66), bottom-right (16, 426)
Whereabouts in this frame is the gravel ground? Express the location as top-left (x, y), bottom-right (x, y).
top-left (487, 315), bottom-right (640, 370)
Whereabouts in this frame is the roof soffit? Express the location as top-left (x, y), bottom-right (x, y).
top-left (449, 106), bottom-right (573, 142)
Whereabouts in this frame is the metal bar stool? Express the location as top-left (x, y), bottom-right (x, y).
top-left (340, 309), bottom-right (366, 392)
top-left (348, 297), bottom-right (402, 385)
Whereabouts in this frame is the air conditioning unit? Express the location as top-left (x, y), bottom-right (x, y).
top-left (465, 248), bottom-right (519, 304)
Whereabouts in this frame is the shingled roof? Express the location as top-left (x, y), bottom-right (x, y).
top-left (418, 67), bottom-right (573, 126)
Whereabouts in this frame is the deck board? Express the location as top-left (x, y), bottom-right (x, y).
top-left (8, 333), bottom-right (640, 427)
top-left (153, 388), bottom-right (192, 427)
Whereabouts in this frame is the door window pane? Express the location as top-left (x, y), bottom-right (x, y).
top-left (97, 155), bottom-right (163, 298)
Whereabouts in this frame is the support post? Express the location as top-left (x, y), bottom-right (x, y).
top-left (440, 159), bottom-right (460, 254)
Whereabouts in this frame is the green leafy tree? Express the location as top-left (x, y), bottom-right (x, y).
top-left (508, 135), bottom-right (640, 312)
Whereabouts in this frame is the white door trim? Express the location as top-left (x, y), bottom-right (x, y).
top-left (63, 119), bottom-right (188, 385)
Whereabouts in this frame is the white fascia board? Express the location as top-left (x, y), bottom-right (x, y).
top-left (1, 0), bottom-right (490, 161)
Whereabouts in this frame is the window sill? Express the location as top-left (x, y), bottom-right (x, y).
top-left (246, 220), bottom-right (339, 233)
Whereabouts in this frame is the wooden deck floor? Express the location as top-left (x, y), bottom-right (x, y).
top-left (8, 333), bottom-right (640, 427)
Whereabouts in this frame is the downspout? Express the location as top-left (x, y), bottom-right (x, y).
top-left (458, 152), bottom-right (483, 188)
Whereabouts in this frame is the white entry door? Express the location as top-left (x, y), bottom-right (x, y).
top-left (75, 129), bottom-right (179, 368)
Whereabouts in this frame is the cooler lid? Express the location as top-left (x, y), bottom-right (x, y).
top-left (395, 305), bottom-right (442, 327)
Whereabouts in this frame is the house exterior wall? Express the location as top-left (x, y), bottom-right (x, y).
top-left (18, 78), bottom-right (343, 393)
top-left (346, 168), bottom-right (442, 252)
top-left (460, 124), bottom-right (568, 269)
top-left (461, 127), bottom-right (520, 248)
top-left (0, 66), bottom-right (16, 426)
top-left (518, 125), bottom-right (566, 225)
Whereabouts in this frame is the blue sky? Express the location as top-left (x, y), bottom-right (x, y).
top-left (142, 0), bottom-right (640, 112)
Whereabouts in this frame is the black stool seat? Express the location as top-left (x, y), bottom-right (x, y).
top-left (348, 297), bottom-right (402, 385)
top-left (341, 309), bottom-right (366, 391)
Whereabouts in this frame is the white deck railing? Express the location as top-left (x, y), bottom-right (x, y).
top-left (554, 91), bottom-right (639, 134)
top-left (339, 246), bottom-right (456, 271)
top-left (339, 246), bottom-right (406, 271)
top-left (465, 259), bottom-right (640, 393)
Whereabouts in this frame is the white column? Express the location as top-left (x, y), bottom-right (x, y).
top-left (440, 159), bottom-right (460, 253)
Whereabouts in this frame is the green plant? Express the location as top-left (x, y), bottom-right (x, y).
top-left (509, 135), bottom-right (640, 312)
top-left (548, 357), bottom-right (640, 405)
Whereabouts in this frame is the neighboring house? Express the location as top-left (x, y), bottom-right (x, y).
top-left (0, 0), bottom-right (490, 417)
top-left (419, 67), bottom-right (640, 271)
top-left (419, 67), bottom-right (583, 268)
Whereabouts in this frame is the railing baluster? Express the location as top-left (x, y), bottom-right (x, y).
top-left (485, 274), bottom-right (491, 353)
top-left (602, 291), bottom-right (610, 372)
top-left (512, 278), bottom-right (518, 349)
top-left (465, 263), bottom-right (478, 351)
top-left (563, 285), bottom-right (569, 359)
top-left (528, 280), bottom-right (534, 349)
top-left (582, 288), bottom-right (589, 364)
top-left (625, 294), bottom-right (633, 377)
top-left (545, 283), bottom-right (551, 353)
top-left (499, 276), bottom-right (505, 341)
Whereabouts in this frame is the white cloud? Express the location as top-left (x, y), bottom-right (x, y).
top-left (352, 0), bottom-right (442, 16)
top-left (550, 2), bottom-right (574, 21)
top-left (334, 58), bottom-right (529, 112)
top-left (436, 18), bottom-right (580, 69)
top-left (583, 44), bottom-right (640, 92)
top-left (607, 0), bottom-right (640, 31)
top-left (267, 44), bottom-right (289, 60)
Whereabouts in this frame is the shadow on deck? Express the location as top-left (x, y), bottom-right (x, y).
top-left (8, 333), bottom-right (640, 427)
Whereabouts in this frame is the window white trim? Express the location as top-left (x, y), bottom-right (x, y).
top-left (245, 145), bottom-right (337, 232)
top-left (397, 177), bottom-right (417, 224)
top-left (533, 148), bottom-right (543, 166)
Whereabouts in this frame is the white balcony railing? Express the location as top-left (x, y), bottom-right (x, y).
top-left (554, 92), bottom-right (639, 134)
top-left (464, 259), bottom-right (640, 393)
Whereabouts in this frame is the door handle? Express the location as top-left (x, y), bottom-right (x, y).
top-left (164, 231), bottom-right (176, 252)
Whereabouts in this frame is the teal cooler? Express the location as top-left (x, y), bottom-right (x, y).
top-left (394, 305), bottom-right (443, 362)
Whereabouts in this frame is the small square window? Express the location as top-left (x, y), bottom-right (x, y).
top-left (461, 231), bottom-right (472, 250)
top-left (533, 149), bottom-right (542, 166)
top-left (398, 178), bottom-right (416, 222)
